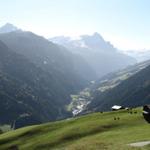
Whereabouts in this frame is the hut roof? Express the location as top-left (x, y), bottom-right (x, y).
top-left (111, 105), bottom-right (122, 110)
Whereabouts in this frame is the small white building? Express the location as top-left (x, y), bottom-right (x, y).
top-left (111, 105), bottom-right (124, 111)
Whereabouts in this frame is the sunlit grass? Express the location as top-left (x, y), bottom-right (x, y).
top-left (0, 108), bottom-right (149, 150)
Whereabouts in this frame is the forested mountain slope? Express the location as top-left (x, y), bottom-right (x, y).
top-left (0, 31), bottom-right (96, 128)
top-left (87, 62), bottom-right (150, 112)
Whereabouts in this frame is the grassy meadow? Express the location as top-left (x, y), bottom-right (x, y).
top-left (0, 108), bottom-right (149, 150)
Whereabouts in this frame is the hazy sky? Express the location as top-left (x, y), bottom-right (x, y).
top-left (0, 0), bottom-right (150, 50)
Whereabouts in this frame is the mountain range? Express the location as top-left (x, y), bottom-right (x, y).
top-left (50, 33), bottom-right (136, 78)
top-left (0, 23), bottom-right (150, 129)
top-left (125, 50), bottom-right (150, 62)
top-left (0, 23), bottom-right (20, 33)
top-left (0, 24), bottom-right (96, 128)
top-left (84, 60), bottom-right (150, 112)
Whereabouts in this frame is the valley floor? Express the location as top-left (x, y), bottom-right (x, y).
top-left (0, 108), bottom-right (149, 150)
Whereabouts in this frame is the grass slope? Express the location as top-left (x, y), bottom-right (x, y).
top-left (0, 108), bottom-right (149, 150)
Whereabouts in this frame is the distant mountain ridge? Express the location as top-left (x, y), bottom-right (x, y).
top-left (85, 60), bottom-right (150, 112)
top-left (50, 33), bottom-right (136, 78)
top-left (0, 26), bottom-right (97, 128)
top-left (0, 24), bottom-right (97, 81)
top-left (0, 23), bottom-right (20, 33)
top-left (0, 23), bottom-right (146, 129)
top-left (125, 50), bottom-right (150, 62)
top-left (69, 59), bottom-right (150, 115)
top-left (0, 39), bottom-right (75, 128)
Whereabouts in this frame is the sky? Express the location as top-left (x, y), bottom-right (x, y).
top-left (0, 0), bottom-right (150, 50)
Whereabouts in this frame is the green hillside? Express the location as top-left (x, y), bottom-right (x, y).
top-left (0, 108), bottom-right (149, 150)
top-left (69, 60), bottom-right (150, 116)
top-left (86, 62), bottom-right (150, 112)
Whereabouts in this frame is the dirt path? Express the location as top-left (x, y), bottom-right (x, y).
top-left (129, 141), bottom-right (150, 147)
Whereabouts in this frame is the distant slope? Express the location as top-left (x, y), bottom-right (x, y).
top-left (0, 31), bottom-right (96, 82)
top-left (0, 23), bottom-right (97, 81)
top-left (0, 40), bottom-right (76, 128)
top-left (91, 60), bottom-right (150, 93)
top-left (70, 60), bottom-right (150, 115)
top-left (0, 108), bottom-right (149, 150)
top-left (0, 23), bottom-right (20, 33)
top-left (50, 33), bottom-right (136, 78)
top-left (125, 50), bottom-right (150, 62)
top-left (0, 30), bottom-right (97, 128)
top-left (87, 60), bottom-right (150, 112)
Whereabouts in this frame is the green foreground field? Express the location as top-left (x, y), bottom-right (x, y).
top-left (0, 108), bottom-right (149, 150)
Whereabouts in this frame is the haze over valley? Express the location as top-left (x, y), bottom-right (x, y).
top-left (0, 1), bottom-right (150, 150)
top-left (0, 21), bottom-right (149, 127)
